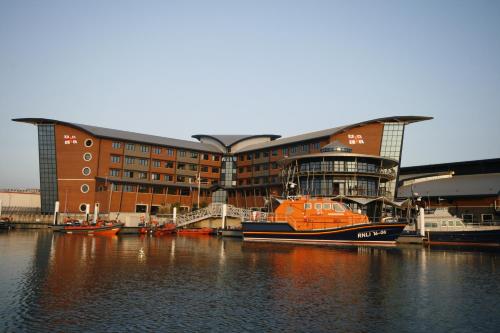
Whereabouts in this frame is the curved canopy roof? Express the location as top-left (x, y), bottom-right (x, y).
top-left (191, 134), bottom-right (281, 148)
top-left (236, 116), bottom-right (432, 153)
top-left (13, 118), bottom-right (221, 153)
top-left (281, 152), bottom-right (399, 168)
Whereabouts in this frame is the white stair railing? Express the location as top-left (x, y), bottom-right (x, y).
top-left (175, 203), bottom-right (270, 228)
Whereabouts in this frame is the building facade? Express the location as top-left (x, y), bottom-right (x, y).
top-left (15, 116), bottom-right (431, 215)
top-left (398, 158), bottom-right (500, 223)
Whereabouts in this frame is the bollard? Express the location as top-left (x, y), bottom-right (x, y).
top-left (222, 204), bottom-right (227, 230)
top-left (173, 207), bottom-right (177, 224)
top-left (93, 203), bottom-right (100, 224)
top-left (53, 201), bottom-right (60, 225)
top-left (418, 207), bottom-right (426, 237)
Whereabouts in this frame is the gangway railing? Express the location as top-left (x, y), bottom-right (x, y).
top-left (174, 203), bottom-right (270, 228)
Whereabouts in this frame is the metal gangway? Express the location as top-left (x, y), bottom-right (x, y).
top-left (175, 203), bottom-right (269, 228)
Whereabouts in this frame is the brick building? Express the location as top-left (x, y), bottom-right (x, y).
top-left (14, 116), bottom-right (431, 215)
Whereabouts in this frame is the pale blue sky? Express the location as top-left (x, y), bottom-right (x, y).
top-left (1, 0), bottom-right (499, 188)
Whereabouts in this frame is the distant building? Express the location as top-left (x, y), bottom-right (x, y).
top-left (0, 189), bottom-right (41, 214)
top-left (398, 158), bottom-right (500, 223)
top-left (14, 116), bottom-right (431, 215)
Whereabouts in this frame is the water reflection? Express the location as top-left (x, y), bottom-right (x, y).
top-left (1, 231), bottom-right (499, 332)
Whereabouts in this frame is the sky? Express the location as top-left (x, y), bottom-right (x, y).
top-left (1, 0), bottom-right (499, 188)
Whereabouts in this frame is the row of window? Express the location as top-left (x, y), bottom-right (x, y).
top-left (238, 163), bottom-right (279, 173)
top-left (238, 176), bottom-right (279, 185)
top-left (110, 155), bottom-right (220, 172)
top-left (110, 169), bottom-right (218, 184)
top-left (112, 141), bottom-right (221, 161)
top-left (237, 142), bottom-right (322, 161)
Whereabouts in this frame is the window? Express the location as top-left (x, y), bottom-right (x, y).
top-left (140, 145), bottom-right (149, 153)
top-left (112, 142), bottom-right (121, 149)
top-left (212, 167), bottom-right (219, 173)
top-left (201, 166), bottom-right (209, 172)
top-left (79, 203), bottom-right (88, 212)
top-left (151, 173), bottom-right (160, 180)
top-left (164, 174), bottom-right (173, 181)
top-left (247, 154), bottom-right (253, 160)
top-left (81, 184), bottom-right (90, 193)
top-left (254, 165), bottom-right (260, 171)
top-left (314, 203), bottom-right (322, 210)
top-left (111, 155), bottom-right (121, 163)
top-left (462, 214), bottom-right (473, 223)
top-left (272, 162), bottom-right (278, 169)
top-left (263, 151), bottom-right (269, 158)
top-left (138, 185), bottom-right (149, 193)
top-left (180, 188), bottom-right (190, 196)
top-left (152, 187), bottom-right (163, 194)
top-left (332, 203), bottom-right (345, 212)
top-left (179, 150), bottom-right (186, 157)
top-left (139, 158), bottom-right (149, 166)
top-left (136, 204), bottom-right (147, 212)
top-left (167, 148), bottom-right (173, 156)
top-left (82, 167), bottom-right (91, 176)
top-left (125, 156), bottom-right (135, 164)
top-left (304, 203), bottom-right (312, 210)
top-left (212, 155), bottom-right (220, 161)
top-left (125, 143), bottom-right (135, 150)
top-left (239, 155), bottom-right (244, 161)
top-left (123, 185), bottom-right (135, 192)
top-left (482, 214), bottom-right (494, 223)
top-left (177, 175), bottom-right (186, 182)
top-left (291, 146), bottom-right (297, 153)
top-left (263, 164), bottom-right (269, 170)
top-left (312, 142), bottom-right (320, 150)
top-left (189, 164), bottom-right (198, 171)
top-left (152, 160), bottom-right (161, 167)
top-left (138, 172), bottom-right (148, 179)
top-left (109, 169), bottom-right (120, 177)
top-left (302, 144), bottom-right (309, 152)
top-left (203, 154), bottom-right (209, 160)
top-left (239, 167), bottom-right (244, 173)
top-left (165, 161), bottom-right (174, 168)
top-left (254, 152), bottom-right (260, 159)
top-left (191, 152), bottom-right (198, 158)
top-left (83, 152), bottom-right (92, 161)
top-left (123, 170), bottom-right (134, 178)
top-left (282, 147), bottom-right (288, 156)
top-left (84, 139), bottom-right (93, 147)
top-left (153, 147), bottom-right (161, 154)
top-left (177, 163), bottom-right (185, 170)
top-left (322, 203), bottom-right (331, 210)
top-left (272, 149), bottom-right (278, 156)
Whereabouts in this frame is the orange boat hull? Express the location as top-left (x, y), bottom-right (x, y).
top-left (177, 227), bottom-right (214, 235)
top-left (58, 224), bottom-right (122, 236)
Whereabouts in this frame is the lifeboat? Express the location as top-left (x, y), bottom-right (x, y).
top-left (242, 197), bottom-right (406, 246)
top-left (55, 220), bottom-right (123, 236)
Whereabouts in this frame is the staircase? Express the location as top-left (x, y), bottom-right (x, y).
top-left (175, 203), bottom-right (269, 228)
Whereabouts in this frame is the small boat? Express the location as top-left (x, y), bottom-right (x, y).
top-left (416, 208), bottom-right (500, 247)
top-left (54, 220), bottom-right (123, 236)
top-left (0, 217), bottom-right (12, 230)
top-left (177, 227), bottom-right (215, 235)
top-left (153, 223), bottom-right (176, 236)
top-left (242, 197), bottom-right (407, 246)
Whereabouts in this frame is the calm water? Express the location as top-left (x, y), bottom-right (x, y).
top-left (1, 230), bottom-right (499, 332)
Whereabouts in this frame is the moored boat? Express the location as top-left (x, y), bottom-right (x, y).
top-left (417, 208), bottom-right (500, 247)
top-left (55, 221), bottom-right (123, 236)
top-left (177, 227), bottom-right (215, 235)
top-left (242, 197), bottom-right (407, 246)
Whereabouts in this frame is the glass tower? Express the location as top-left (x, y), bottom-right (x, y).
top-left (379, 123), bottom-right (405, 199)
top-left (38, 124), bottom-right (58, 213)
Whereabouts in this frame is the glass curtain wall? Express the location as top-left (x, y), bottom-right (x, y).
top-left (380, 123), bottom-right (404, 199)
top-left (38, 124), bottom-right (58, 213)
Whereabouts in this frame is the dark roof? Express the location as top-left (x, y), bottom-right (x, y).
top-left (321, 140), bottom-right (352, 152)
top-left (191, 134), bottom-right (281, 147)
top-left (13, 118), bottom-right (221, 153)
top-left (397, 173), bottom-right (500, 198)
top-left (400, 158), bottom-right (500, 176)
top-left (236, 116), bottom-right (432, 153)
